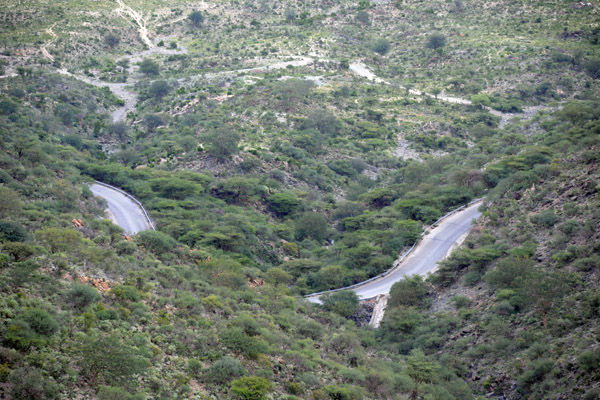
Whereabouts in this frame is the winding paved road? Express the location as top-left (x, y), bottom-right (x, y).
top-left (90, 183), bottom-right (153, 234)
top-left (307, 201), bottom-right (482, 303)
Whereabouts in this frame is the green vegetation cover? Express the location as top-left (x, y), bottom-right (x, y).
top-left (0, 0), bottom-right (599, 398)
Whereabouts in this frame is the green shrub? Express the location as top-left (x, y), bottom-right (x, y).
top-left (372, 38), bottom-right (390, 55)
top-left (530, 210), bottom-right (558, 228)
top-left (558, 219), bottom-right (579, 236)
top-left (222, 327), bottom-right (269, 358)
top-left (517, 359), bottom-right (554, 392)
top-left (135, 230), bottom-right (177, 254)
top-left (97, 386), bottom-right (142, 400)
top-left (66, 283), bottom-right (101, 310)
top-left (138, 59), bottom-right (159, 76)
top-left (231, 376), bottom-right (272, 400)
top-left (21, 308), bottom-right (59, 337)
top-left (0, 221), bottom-right (29, 242)
top-left (187, 359), bottom-right (203, 377)
top-left (206, 356), bottom-right (246, 384)
top-left (267, 192), bottom-right (301, 217)
top-left (389, 276), bottom-right (429, 308)
top-left (324, 384), bottom-right (365, 400)
top-left (0, 99), bottom-right (18, 115)
top-left (111, 285), bottom-right (141, 301)
top-left (578, 349), bottom-right (600, 373)
top-left (322, 291), bottom-right (359, 318)
top-left (296, 319), bottom-right (324, 340)
top-left (329, 160), bottom-right (357, 177)
top-left (451, 295), bottom-right (471, 309)
top-left (8, 367), bottom-right (59, 400)
top-left (5, 308), bottom-right (59, 349)
top-left (426, 33), bottom-right (446, 50)
top-left (34, 227), bottom-right (82, 253)
top-left (584, 58), bottom-right (600, 79)
top-left (296, 212), bottom-right (328, 242)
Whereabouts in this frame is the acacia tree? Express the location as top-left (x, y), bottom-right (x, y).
top-left (138, 59), bottom-right (159, 76)
top-left (203, 127), bottom-right (241, 161)
top-left (72, 334), bottom-right (150, 387)
top-left (522, 270), bottom-right (574, 328)
top-left (188, 11), bottom-right (204, 27)
top-left (405, 349), bottom-right (439, 400)
top-left (322, 290), bottom-right (359, 318)
top-left (388, 275), bottom-right (429, 308)
top-left (295, 212), bottom-right (328, 241)
top-left (148, 80), bottom-right (170, 100)
top-left (426, 33), bottom-right (447, 52)
top-left (104, 33), bottom-right (120, 49)
top-left (372, 38), bottom-right (391, 55)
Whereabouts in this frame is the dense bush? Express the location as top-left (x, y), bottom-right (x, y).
top-left (388, 276), bottom-right (430, 309)
top-left (295, 212), bottom-right (328, 242)
top-left (135, 230), bottom-right (177, 254)
top-left (0, 221), bottom-right (29, 242)
top-left (206, 356), bottom-right (246, 384)
top-left (231, 376), bottom-right (272, 400)
top-left (322, 290), bottom-right (359, 318)
top-left (66, 283), bottom-right (101, 310)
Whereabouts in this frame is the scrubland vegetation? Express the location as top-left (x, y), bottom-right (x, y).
top-left (0, 0), bottom-right (599, 398)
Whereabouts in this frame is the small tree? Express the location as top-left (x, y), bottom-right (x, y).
top-left (355, 10), bottom-right (370, 25)
top-left (584, 58), bottom-right (600, 79)
top-left (0, 187), bottom-right (22, 218)
top-left (34, 227), bottom-right (82, 253)
top-left (203, 127), bottom-right (241, 161)
top-left (322, 290), bottom-right (359, 318)
top-left (267, 192), bottom-right (301, 217)
top-left (135, 230), bottom-right (177, 254)
top-left (372, 38), bottom-right (391, 55)
top-left (8, 367), bottom-right (60, 400)
top-left (144, 114), bottom-right (163, 132)
top-left (295, 212), bottom-right (328, 242)
top-left (148, 80), bottom-right (170, 100)
top-left (66, 283), bottom-right (101, 310)
top-left (188, 11), bottom-right (204, 27)
top-left (426, 33), bottom-right (447, 51)
top-left (138, 59), bottom-right (159, 76)
top-left (405, 349), bottom-right (439, 399)
top-left (273, 79), bottom-right (314, 110)
top-left (285, 8), bottom-right (297, 21)
top-left (104, 33), bottom-right (120, 49)
top-left (388, 275), bottom-right (429, 308)
top-left (72, 334), bottom-right (150, 387)
top-left (300, 109), bottom-right (340, 136)
top-left (0, 221), bottom-right (28, 242)
top-left (108, 122), bottom-right (129, 140)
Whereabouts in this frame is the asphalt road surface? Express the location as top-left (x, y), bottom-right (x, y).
top-left (90, 183), bottom-right (152, 234)
top-left (308, 201), bottom-right (482, 302)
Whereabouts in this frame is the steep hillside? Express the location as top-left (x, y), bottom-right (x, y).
top-left (0, 0), bottom-right (599, 399)
top-left (380, 100), bottom-right (600, 399)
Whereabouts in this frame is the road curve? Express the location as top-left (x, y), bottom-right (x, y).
top-left (89, 183), bottom-right (153, 234)
top-left (308, 201), bottom-right (482, 302)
